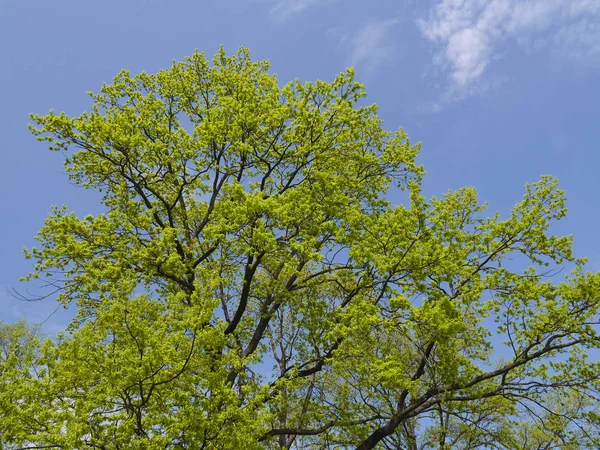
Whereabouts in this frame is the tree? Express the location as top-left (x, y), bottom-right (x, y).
top-left (2, 47), bottom-right (599, 449)
top-left (0, 319), bottom-right (43, 448)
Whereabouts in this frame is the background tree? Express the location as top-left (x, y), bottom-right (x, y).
top-left (2, 48), bottom-right (599, 449)
top-left (0, 319), bottom-right (43, 448)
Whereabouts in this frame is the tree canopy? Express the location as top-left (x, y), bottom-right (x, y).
top-left (1, 48), bottom-right (599, 449)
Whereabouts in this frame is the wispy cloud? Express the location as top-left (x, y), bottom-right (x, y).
top-left (269, 0), bottom-right (332, 21)
top-left (418, 0), bottom-right (600, 105)
top-left (333, 18), bottom-right (401, 78)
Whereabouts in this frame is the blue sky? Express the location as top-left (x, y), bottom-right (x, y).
top-left (1, 0), bottom-right (599, 334)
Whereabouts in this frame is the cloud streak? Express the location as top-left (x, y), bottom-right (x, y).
top-left (331, 18), bottom-right (401, 78)
top-left (419, 0), bottom-right (600, 101)
top-left (350, 18), bottom-right (400, 71)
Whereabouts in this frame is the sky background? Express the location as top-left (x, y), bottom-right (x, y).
top-left (1, 0), bottom-right (599, 334)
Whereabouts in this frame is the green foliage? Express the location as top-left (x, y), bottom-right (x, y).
top-left (1, 48), bottom-right (599, 449)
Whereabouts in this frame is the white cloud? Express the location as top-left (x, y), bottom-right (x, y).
top-left (419, 0), bottom-right (600, 102)
top-left (445, 27), bottom-right (490, 86)
top-left (333, 18), bottom-right (401, 77)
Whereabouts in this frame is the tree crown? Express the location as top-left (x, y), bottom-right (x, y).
top-left (1, 48), bottom-right (599, 449)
